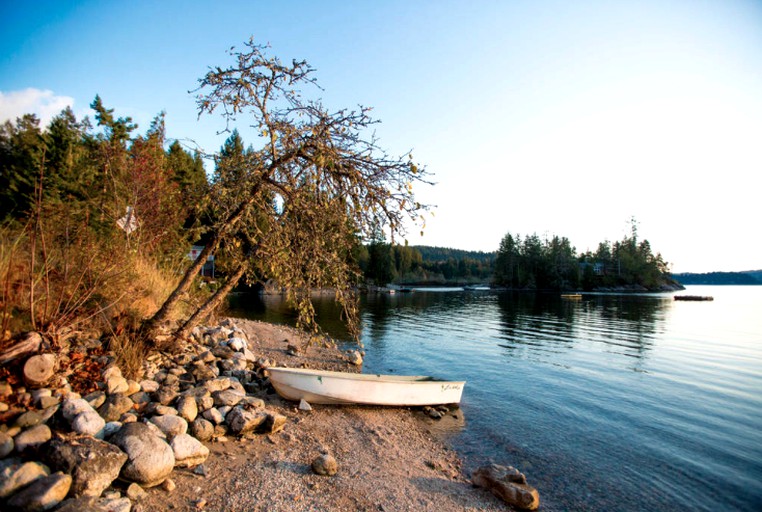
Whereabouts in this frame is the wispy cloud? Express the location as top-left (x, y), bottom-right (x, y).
top-left (0, 88), bottom-right (74, 127)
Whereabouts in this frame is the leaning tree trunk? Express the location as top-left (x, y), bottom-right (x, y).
top-left (142, 195), bottom-right (257, 339)
top-left (173, 263), bottom-right (248, 342)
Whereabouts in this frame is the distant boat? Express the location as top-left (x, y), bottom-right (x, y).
top-left (561, 293), bottom-right (583, 300)
top-left (267, 367), bottom-right (465, 406)
top-left (674, 295), bottom-right (714, 301)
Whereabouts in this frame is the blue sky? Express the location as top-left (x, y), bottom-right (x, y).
top-left (2, 0), bottom-right (761, 272)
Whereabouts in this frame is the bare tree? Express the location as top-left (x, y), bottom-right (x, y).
top-left (145, 39), bottom-right (430, 345)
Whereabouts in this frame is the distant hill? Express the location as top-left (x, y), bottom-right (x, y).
top-left (412, 245), bottom-right (496, 263)
top-left (673, 270), bottom-right (761, 285)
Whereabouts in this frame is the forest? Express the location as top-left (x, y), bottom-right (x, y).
top-left (355, 220), bottom-right (679, 292)
top-left (0, 40), bottom-right (430, 351)
top-left (492, 221), bottom-right (678, 291)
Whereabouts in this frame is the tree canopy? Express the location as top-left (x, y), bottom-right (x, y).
top-left (146, 39), bottom-right (431, 343)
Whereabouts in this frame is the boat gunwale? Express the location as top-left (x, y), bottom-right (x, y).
top-left (268, 367), bottom-right (464, 386)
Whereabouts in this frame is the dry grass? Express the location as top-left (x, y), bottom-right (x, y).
top-left (107, 331), bottom-right (149, 380)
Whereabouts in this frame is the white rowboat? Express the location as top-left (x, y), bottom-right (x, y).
top-left (267, 367), bottom-right (465, 406)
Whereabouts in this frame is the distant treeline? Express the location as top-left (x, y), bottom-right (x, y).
top-left (357, 220), bottom-right (682, 291)
top-left (673, 271), bottom-right (761, 285)
top-left (356, 242), bottom-right (495, 285)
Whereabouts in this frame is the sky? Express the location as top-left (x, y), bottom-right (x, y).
top-left (1, 0), bottom-right (761, 273)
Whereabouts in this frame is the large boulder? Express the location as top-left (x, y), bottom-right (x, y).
top-left (42, 437), bottom-right (128, 498)
top-left (108, 422), bottom-right (174, 487)
top-left (472, 464), bottom-right (540, 511)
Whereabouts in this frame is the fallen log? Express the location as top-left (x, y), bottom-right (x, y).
top-left (0, 331), bottom-right (44, 366)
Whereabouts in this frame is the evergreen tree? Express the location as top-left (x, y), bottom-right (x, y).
top-left (0, 114), bottom-right (45, 219)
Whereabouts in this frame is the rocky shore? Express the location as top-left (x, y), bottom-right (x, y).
top-left (0, 318), bottom-right (537, 511)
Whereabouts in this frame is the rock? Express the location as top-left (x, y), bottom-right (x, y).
top-left (243, 348), bottom-right (257, 363)
top-left (55, 496), bottom-right (110, 512)
top-left (155, 386), bottom-right (178, 406)
top-left (220, 354), bottom-right (248, 371)
top-left (125, 380), bottom-right (141, 396)
top-left (0, 380), bottom-right (13, 396)
top-left (97, 393), bottom-right (134, 422)
top-left (196, 395), bottom-right (214, 412)
top-left (120, 413), bottom-right (138, 423)
top-left (226, 407), bottom-right (268, 435)
top-left (190, 363), bottom-right (217, 381)
top-left (101, 421), bottom-right (123, 438)
top-left (347, 350), bottom-right (363, 366)
top-left (149, 414), bottom-right (188, 439)
top-left (311, 454), bottom-right (338, 476)
top-left (472, 464), bottom-right (540, 511)
top-left (242, 396), bottom-right (265, 409)
top-left (286, 343), bottom-right (300, 356)
top-left (196, 350), bottom-right (215, 363)
top-left (23, 353), bottom-right (57, 388)
top-left (83, 391), bottom-right (107, 409)
top-left (171, 433), bottom-right (210, 468)
top-left (139, 380), bottom-right (159, 393)
top-left (161, 478), bottom-right (176, 492)
top-left (14, 424), bottom-right (51, 453)
top-left (126, 481), bottom-right (147, 501)
top-left (71, 410), bottom-right (106, 436)
top-left (6, 471), bottom-right (71, 511)
top-left (175, 395), bottom-right (198, 422)
top-left (102, 366), bottom-right (122, 381)
top-left (189, 418), bottom-right (214, 442)
top-left (38, 396), bottom-right (60, 409)
top-left (145, 404), bottom-right (177, 416)
top-left (106, 375), bottom-right (129, 395)
top-left (262, 413), bottom-right (287, 434)
top-left (212, 389), bottom-right (245, 407)
top-left (0, 459), bottom-right (50, 499)
top-left (228, 337), bottom-right (246, 351)
top-left (202, 408), bottom-right (224, 425)
top-left (43, 436), bottom-right (128, 498)
top-left (0, 431), bottom-right (14, 457)
top-left (298, 399), bottom-right (312, 411)
top-left (61, 397), bottom-right (96, 421)
top-left (14, 410), bottom-right (44, 428)
top-left (101, 497), bottom-right (131, 512)
top-left (109, 422), bottom-right (175, 487)
top-left (39, 404), bottom-right (59, 425)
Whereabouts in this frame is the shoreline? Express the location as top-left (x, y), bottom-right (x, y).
top-left (139, 317), bottom-right (507, 511)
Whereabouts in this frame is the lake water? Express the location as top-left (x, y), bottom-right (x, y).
top-left (228, 285), bottom-right (762, 511)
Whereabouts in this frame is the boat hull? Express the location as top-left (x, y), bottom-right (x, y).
top-left (267, 367), bottom-right (465, 406)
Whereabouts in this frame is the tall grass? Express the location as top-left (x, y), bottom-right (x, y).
top-left (0, 203), bottom-right (195, 349)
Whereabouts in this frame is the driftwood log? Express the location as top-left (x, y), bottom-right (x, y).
top-left (23, 353), bottom-right (57, 388)
top-left (0, 332), bottom-right (44, 366)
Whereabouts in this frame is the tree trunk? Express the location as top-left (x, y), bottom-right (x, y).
top-left (173, 263), bottom-right (248, 342)
top-left (143, 192), bottom-right (259, 339)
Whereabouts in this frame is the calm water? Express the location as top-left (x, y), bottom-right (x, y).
top-left (228, 285), bottom-right (762, 511)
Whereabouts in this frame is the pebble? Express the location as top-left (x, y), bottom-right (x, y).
top-left (311, 454), bottom-right (339, 476)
